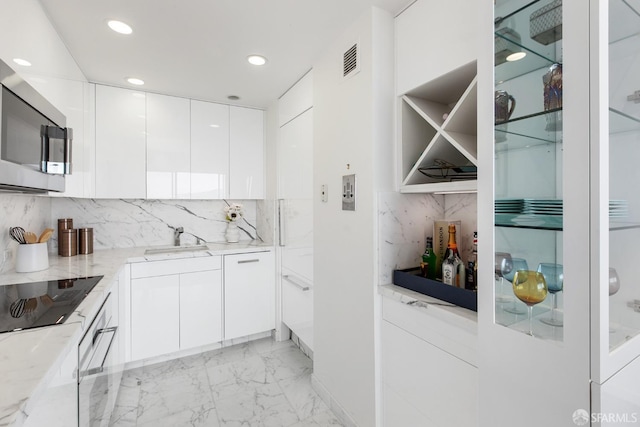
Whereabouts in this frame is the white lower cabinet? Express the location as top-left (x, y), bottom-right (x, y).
top-left (129, 256), bottom-right (222, 362)
top-left (23, 342), bottom-right (78, 427)
top-left (180, 270), bottom-right (223, 349)
top-left (224, 251), bottom-right (275, 340)
top-left (131, 275), bottom-right (181, 361)
top-left (381, 295), bottom-right (478, 427)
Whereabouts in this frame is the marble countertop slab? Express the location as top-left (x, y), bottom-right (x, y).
top-left (0, 241), bottom-right (274, 427)
top-left (379, 283), bottom-right (478, 326)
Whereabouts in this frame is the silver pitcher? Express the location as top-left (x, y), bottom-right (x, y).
top-left (495, 90), bottom-right (516, 124)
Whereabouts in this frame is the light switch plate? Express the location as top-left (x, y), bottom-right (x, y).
top-left (342, 174), bottom-right (356, 211)
top-left (321, 184), bottom-right (328, 202)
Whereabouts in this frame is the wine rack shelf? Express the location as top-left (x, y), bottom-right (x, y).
top-left (399, 60), bottom-right (477, 193)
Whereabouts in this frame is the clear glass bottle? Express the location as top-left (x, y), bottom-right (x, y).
top-left (442, 224), bottom-right (465, 287)
top-left (465, 231), bottom-right (478, 291)
top-left (421, 236), bottom-right (438, 280)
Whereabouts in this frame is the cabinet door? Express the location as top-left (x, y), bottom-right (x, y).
top-left (281, 273), bottom-right (313, 350)
top-left (130, 275), bottom-right (180, 361)
top-left (382, 320), bottom-right (478, 427)
top-left (224, 251), bottom-right (275, 339)
top-left (180, 270), bottom-right (223, 349)
top-left (146, 93), bottom-right (191, 199)
top-left (95, 85), bottom-right (146, 198)
top-left (229, 106), bottom-right (264, 199)
top-left (23, 342), bottom-right (78, 427)
top-left (190, 100), bottom-right (229, 199)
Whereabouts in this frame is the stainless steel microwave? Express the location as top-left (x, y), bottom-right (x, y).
top-left (0, 59), bottom-right (72, 193)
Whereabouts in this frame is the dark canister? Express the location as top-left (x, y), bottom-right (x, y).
top-left (59, 228), bottom-right (78, 257)
top-left (78, 228), bottom-right (94, 255)
top-left (58, 218), bottom-right (74, 256)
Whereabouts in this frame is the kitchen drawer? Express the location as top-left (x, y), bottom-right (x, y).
top-left (130, 255), bottom-right (221, 278)
top-left (382, 295), bottom-right (478, 366)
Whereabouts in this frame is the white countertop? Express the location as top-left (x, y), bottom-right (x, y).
top-left (0, 241), bottom-right (273, 427)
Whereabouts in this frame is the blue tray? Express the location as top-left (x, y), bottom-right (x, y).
top-left (392, 268), bottom-right (478, 312)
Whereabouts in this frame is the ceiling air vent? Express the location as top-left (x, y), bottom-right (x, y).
top-left (343, 43), bottom-right (359, 78)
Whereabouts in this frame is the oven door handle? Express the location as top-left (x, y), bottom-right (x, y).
top-left (79, 326), bottom-right (117, 380)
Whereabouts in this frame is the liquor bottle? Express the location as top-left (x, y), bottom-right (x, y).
top-left (421, 237), bottom-right (437, 280)
top-left (465, 232), bottom-right (478, 291)
top-left (442, 224), bottom-right (465, 287)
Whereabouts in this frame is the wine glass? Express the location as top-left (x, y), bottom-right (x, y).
top-left (503, 258), bottom-right (529, 314)
top-left (609, 267), bottom-right (620, 296)
top-left (494, 252), bottom-right (513, 303)
top-left (537, 263), bottom-right (564, 327)
top-left (512, 270), bottom-right (548, 337)
top-left (609, 267), bottom-right (621, 334)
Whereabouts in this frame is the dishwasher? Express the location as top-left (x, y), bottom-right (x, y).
top-left (78, 292), bottom-right (119, 426)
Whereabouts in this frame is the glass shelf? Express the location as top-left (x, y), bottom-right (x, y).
top-left (610, 0), bottom-right (640, 45)
top-left (495, 30), bottom-right (559, 83)
top-left (495, 0), bottom-right (561, 83)
top-left (496, 213), bottom-right (640, 231)
top-left (495, 108), bottom-right (562, 150)
top-left (610, 108), bottom-right (640, 134)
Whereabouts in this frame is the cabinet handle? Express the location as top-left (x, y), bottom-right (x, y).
top-left (283, 275), bottom-right (310, 291)
top-left (238, 259), bottom-right (260, 264)
top-left (278, 199), bottom-right (286, 247)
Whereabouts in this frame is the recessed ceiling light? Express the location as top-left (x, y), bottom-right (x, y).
top-left (209, 124), bottom-right (220, 128)
top-left (227, 95), bottom-right (240, 101)
top-left (126, 77), bottom-right (145, 86)
top-left (13, 58), bottom-right (31, 67)
top-left (108, 20), bottom-right (133, 35)
top-left (247, 55), bottom-right (267, 66)
top-left (506, 51), bottom-right (527, 62)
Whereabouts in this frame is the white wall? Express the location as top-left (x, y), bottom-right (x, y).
top-left (313, 7), bottom-right (395, 427)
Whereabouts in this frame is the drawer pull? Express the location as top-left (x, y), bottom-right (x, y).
top-left (283, 275), bottom-right (310, 291)
top-left (238, 259), bottom-right (260, 264)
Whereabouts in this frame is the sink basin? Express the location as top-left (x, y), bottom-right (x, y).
top-left (144, 244), bottom-right (209, 255)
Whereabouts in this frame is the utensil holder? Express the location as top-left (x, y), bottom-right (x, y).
top-left (15, 243), bottom-right (49, 273)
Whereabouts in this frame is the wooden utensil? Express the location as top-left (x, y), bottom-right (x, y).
top-left (38, 228), bottom-right (54, 243)
top-left (24, 231), bottom-right (38, 244)
top-left (40, 294), bottom-right (54, 307)
top-left (24, 298), bottom-right (37, 314)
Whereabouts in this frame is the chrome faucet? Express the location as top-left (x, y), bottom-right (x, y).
top-left (174, 227), bottom-right (184, 246)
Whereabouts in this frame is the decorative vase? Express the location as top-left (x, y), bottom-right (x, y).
top-left (225, 222), bottom-right (240, 243)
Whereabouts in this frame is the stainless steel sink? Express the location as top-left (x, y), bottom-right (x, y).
top-left (144, 244), bottom-right (209, 255)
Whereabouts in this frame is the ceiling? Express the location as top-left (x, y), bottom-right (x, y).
top-left (39, 0), bottom-right (413, 109)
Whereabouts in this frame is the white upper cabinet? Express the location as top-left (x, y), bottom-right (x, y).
top-left (230, 106), bottom-right (264, 199)
top-left (395, 0), bottom-right (478, 96)
top-left (95, 85), bottom-right (146, 198)
top-left (190, 100), bottom-right (230, 199)
top-left (146, 93), bottom-right (191, 199)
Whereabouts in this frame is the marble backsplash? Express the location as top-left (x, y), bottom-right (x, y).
top-left (0, 195), bottom-right (266, 273)
top-left (49, 198), bottom-right (262, 250)
top-left (377, 192), bottom-right (478, 286)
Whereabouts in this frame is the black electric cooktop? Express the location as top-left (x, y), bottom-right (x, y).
top-left (0, 275), bottom-right (103, 333)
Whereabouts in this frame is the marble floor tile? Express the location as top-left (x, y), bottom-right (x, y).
top-left (215, 383), bottom-right (299, 427)
top-left (109, 338), bottom-right (343, 427)
top-left (262, 346), bottom-right (313, 382)
top-left (206, 354), bottom-right (276, 401)
top-left (278, 374), bottom-right (330, 421)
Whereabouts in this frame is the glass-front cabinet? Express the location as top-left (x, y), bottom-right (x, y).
top-left (478, 0), bottom-right (640, 425)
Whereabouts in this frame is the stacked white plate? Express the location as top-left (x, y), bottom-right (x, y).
top-left (495, 199), bottom-right (628, 218)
